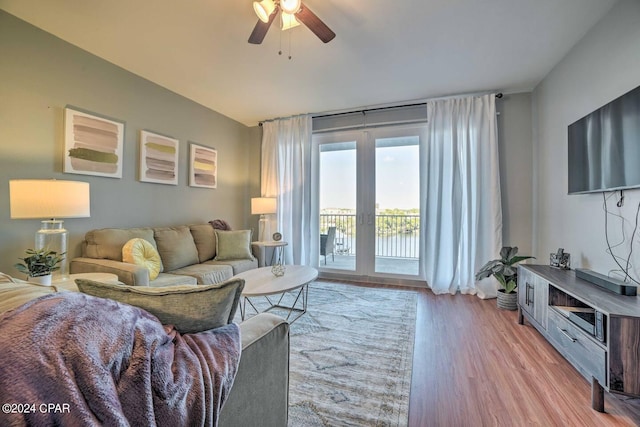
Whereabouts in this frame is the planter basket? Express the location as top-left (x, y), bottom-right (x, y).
top-left (497, 289), bottom-right (517, 311)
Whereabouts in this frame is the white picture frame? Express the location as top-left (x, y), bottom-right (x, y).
top-left (63, 107), bottom-right (124, 178)
top-left (139, 130), bottom-right (179, 185)
top-left (189, 143), bottom-right (217, 189)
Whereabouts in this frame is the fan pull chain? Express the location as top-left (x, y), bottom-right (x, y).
top-left (288, 30), bottom-right (293, 60)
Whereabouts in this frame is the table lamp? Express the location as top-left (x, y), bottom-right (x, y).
top-left (9, 179), bottom-right (91, 278)
top-left (251, 197), bottom-right (276, 242)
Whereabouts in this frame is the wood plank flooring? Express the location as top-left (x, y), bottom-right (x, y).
top-left (408, 288), bottom-right (640, 426)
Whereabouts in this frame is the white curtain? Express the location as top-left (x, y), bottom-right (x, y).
top-left (421, 94), bottom-right (502, 298)
top-left (261, 114), bottom-right (313, 265)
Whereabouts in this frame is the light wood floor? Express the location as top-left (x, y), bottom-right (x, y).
top-left (408, 288), bottom-right (640, 426)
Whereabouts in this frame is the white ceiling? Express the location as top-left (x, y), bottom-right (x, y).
top-left (1, 0), bottom-right (618, 126)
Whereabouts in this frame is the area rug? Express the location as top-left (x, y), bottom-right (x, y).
top-left (240, 280), bottom-right (417, 426)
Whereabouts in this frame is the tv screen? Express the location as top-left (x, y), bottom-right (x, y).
top-left (568, 84), bottom-right (640, 195)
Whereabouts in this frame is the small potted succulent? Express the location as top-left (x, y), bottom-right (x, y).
top-left (14, 248), bottom-right (65, 285)
top-left (475, 246), bottom-right (534, 310)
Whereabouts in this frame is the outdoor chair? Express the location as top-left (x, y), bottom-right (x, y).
top-left (320, 227), bottom-right (336, 265)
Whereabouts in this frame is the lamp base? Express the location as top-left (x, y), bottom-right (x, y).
top-left (258, 215), bottom-right (272, 242)
top-left (36, 220), bottom-right (68, 279)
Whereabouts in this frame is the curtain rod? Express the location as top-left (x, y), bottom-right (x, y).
top-left (313, 93), bottom-right (503, 120)
top-left (258, 93), bottom-right (503, 125)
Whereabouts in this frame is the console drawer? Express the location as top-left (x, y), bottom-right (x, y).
top-left (547, 308), bottom-right (606, 386)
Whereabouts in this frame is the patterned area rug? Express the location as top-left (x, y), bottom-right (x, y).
top-left (239, 280), bottom-right (417, 426)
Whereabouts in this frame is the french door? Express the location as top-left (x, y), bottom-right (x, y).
top-left (314, 125), bottom-right (424, 280)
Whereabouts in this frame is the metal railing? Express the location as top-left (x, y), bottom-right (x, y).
top-left (320, 214), bottom-right (420, 259)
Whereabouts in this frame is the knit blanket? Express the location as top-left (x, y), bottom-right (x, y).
top-left (0, 292), bottom-right (241, 426)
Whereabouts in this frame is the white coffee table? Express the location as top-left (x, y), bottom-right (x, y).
top-left (234, 265), bottom-right (318, 323)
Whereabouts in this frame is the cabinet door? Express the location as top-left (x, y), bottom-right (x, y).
top-left (518, 267), bottom-right (535, 317)
top-left (533, 276), bottom-right (548, 330)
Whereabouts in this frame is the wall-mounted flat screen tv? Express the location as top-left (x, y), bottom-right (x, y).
top-left (568, 84), bottom-right (640, 195)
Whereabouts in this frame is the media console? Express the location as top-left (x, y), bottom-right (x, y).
top-left (517, 265), bottom-right (640, 412)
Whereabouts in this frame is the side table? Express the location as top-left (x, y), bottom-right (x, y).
top-left (53, 272), bottom-right (122, 292)
top-left (252, 241), bottom-right (288, 267)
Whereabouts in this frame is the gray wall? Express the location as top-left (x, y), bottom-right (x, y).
top-left (497, 92), bottom-right (533, 254)
top-left (532, 0), bottom-right (640, 279)
top-left (0, 10), bottom-right (261, 275)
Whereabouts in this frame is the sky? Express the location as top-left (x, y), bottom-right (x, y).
top-left (319, 143), bottom-right (420, 211)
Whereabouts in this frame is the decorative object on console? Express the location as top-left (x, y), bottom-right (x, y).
top-left (9, 179), bottom-right (90, 278)
top-left (189, 142), bottom-right (217, 188)
top-left (64, 107), bottom-right (124, 178)
top-left (550, 248), bottom-right (570, 269)
top-left (14, 248), bottom-right (64, 286)
top-left (251, 197), bottom-right (277, 241)
top-left (139, 130), bottom-right (179, 185)
top-left (475, 246), bottom-right (535, 310)
top-left (272, 231), bottom-right (282, 241)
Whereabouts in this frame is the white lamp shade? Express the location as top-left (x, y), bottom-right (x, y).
top-left (280, 0), bottom-right (301, 14)
top-left (251, 197), bottom-right (277, 215)
top-left (253, 0), bottom-right (276, 23)
top-left (10, 179), bottom-right (90, 219)
top-left (281, 12), bottom-right (301, 30)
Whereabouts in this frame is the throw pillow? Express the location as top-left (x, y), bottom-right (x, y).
top-left (122, 238), bottom-right (162, 280)
top-left (75, 278), bottom-right (245, 333)
top-left (153, 226), bottom-right (199, 271)
top-left (214, 230), bottom-right (254, 261)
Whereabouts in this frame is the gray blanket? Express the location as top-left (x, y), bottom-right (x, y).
top-left (0, 292), bottom-right (241, 426)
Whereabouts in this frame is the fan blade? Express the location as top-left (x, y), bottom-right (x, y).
top-left (248, 10), bottom-right (278, 44)
top-left (295, 4), bottom-right (335, 43)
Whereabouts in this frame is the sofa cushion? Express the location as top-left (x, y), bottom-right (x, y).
top-left (149, 273), bottom-right (197, 287)
top-left (154, 226), bottom-right (199, 271)
top-left (84, 228), bottom-right (155, 261)
top-left (122, 238), bottom-right (162, 280)
top-left (214, 230), bottom-right (255, 261)
top-left (205, 259), bottom-right (259, 276)
top-left (76, 278), bottom-right (245, 333)
top-left (190, 224), bottom-right (217, 263)
top-left (169, 264), bottom-right (234, 285)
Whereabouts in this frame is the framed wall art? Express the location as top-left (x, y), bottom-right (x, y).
top-left (139, 130), bottom-right (179, 185)
top-left (64, 107), bottom-right (125, 178)
top-left (189, 143), bottom-right (217, 189)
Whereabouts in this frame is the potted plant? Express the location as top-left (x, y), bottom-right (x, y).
top-left (14, 248), bottom-right (65, 286)
top-left (476, 246), bottom-right (534, 310)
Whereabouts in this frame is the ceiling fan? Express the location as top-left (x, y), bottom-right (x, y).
top-left (249, 0), bottom-right (336, 45)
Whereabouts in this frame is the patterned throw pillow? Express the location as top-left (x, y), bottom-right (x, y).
top-left (122, 238), bottom-right (162, 280)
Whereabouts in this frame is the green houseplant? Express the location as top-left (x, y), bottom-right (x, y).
top-left (476, 246), bottom-right (534, 310)
top-left (14, 248), bottom-right (64, 285)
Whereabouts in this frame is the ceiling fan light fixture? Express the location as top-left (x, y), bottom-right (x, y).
top-left (253, 0), bottom-right (276, 23)
top-left (280, 0), bottom-right (301, 14)
top-left (281, 12), bottom-right (301, 30)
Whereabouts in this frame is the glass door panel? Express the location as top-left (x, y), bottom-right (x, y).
top-left (374, 135), bottom-right (420, 276)
top-left (318, 140), bottom-right (357, 271)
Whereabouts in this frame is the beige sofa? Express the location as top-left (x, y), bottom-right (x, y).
top-left (70, 224), bottom-right (261, 287)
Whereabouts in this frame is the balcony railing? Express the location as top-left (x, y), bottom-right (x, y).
top-left (320, 214), bottom-right (420, 259)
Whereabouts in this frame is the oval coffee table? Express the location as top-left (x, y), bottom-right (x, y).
top-left (234, 265), bottom-right (318, 323)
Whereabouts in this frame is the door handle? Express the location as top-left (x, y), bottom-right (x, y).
top-left (359, 214), bottom-right (364, 225)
